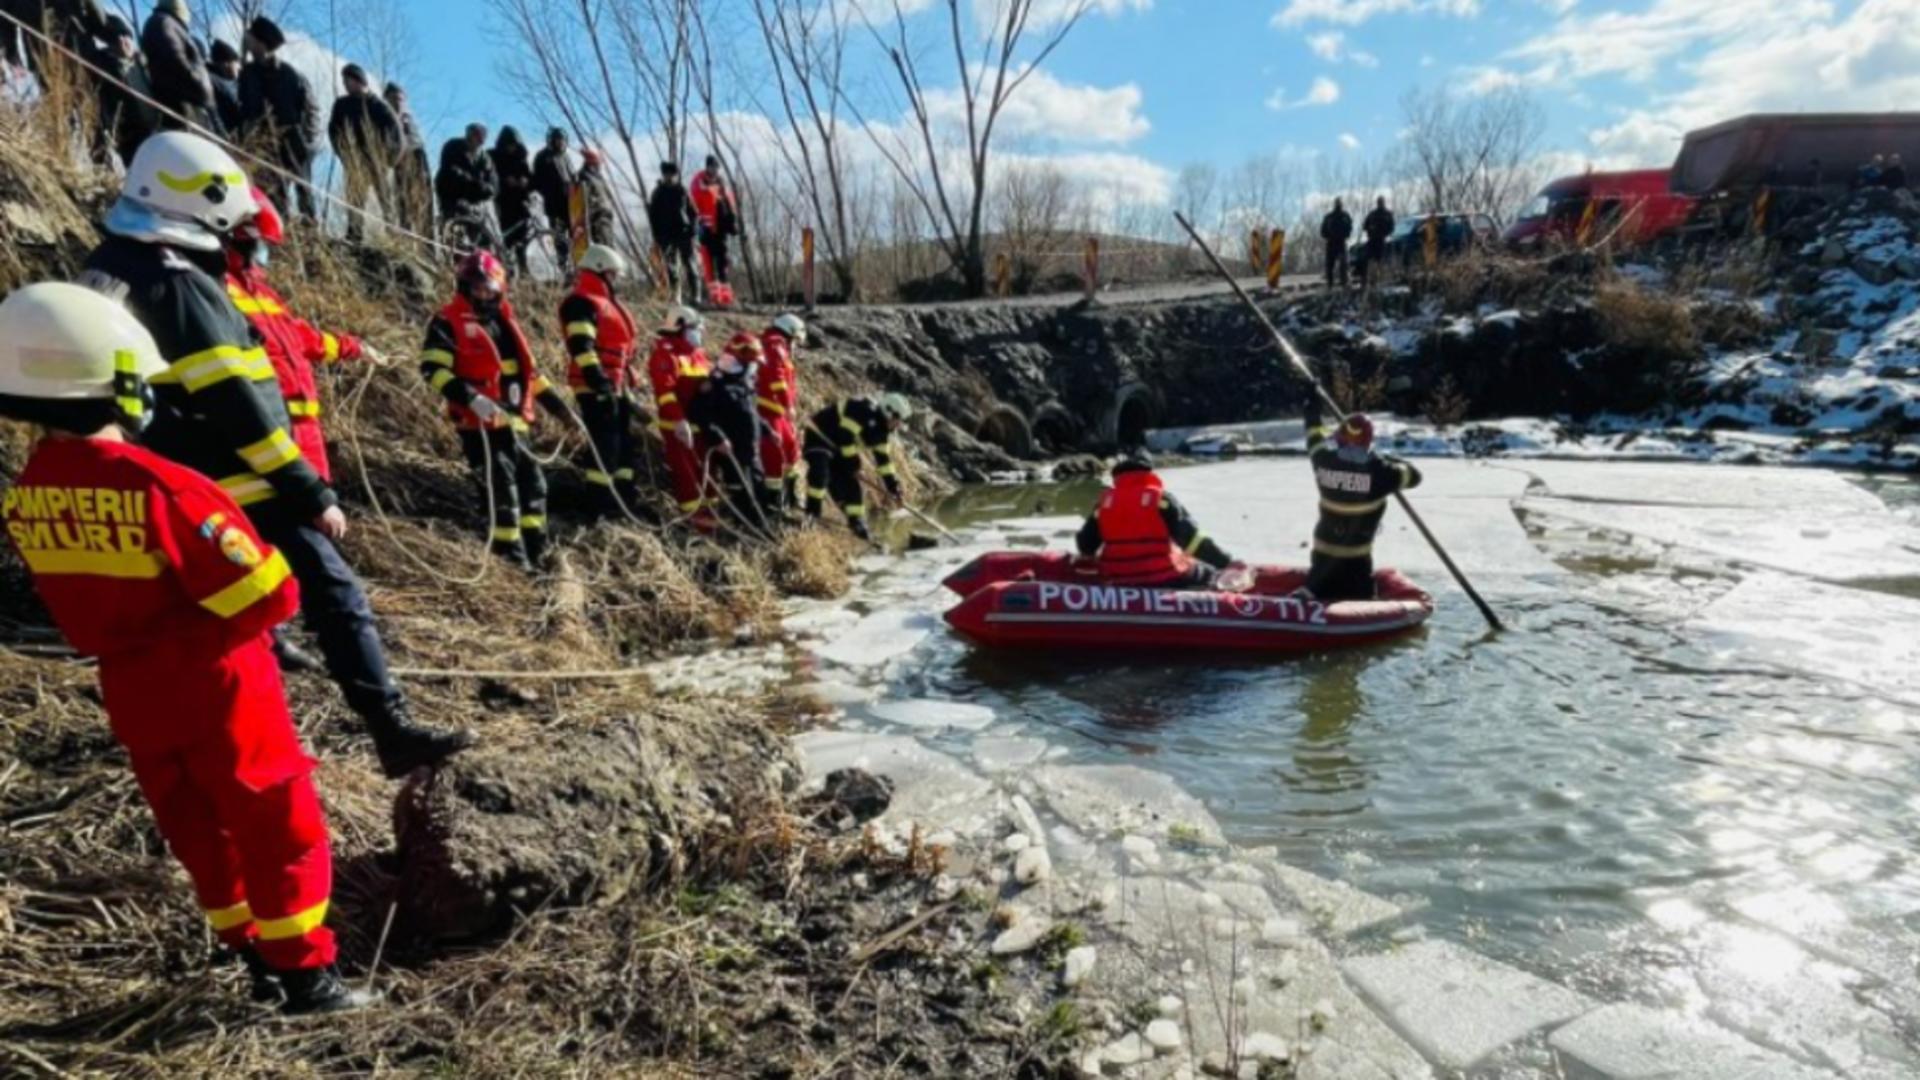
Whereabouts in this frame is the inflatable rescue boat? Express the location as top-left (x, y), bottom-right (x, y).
top-left (942, 551), bottom-right (1433, 654)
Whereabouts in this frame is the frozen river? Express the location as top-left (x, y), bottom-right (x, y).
top-left (772, 459), bottom-right (1920, 1077)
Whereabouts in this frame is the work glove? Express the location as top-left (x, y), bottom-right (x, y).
top-left (673, 420), bottom-right (696, 448)
top-left (1216, 562), bottom-right (1256, 594)
top-left (469, 395), bottom-right (504, 425)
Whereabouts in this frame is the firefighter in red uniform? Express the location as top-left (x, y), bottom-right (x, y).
top-left (420, 250), bottom-right (571, 566)
top-left (689, 155), bottom-right (738, 306)
top-left (647, 305), bottom-right (717, 531)
top-left (559, 243), bottom-right (639, 514)
top-left (757, 313), bottom-right (805, 511)
top-left (1076, 453), bottom-right (1244, 589)
top-left (222, 189), bottom-right (366, 486)
top-left (0, 283), bottom-right (373, 1014)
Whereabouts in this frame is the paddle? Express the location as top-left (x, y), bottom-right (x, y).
top-left (1173, 211), bottom-right (1506, 633)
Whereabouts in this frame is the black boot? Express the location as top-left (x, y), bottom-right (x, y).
top-left (279, 965), bottom-right (381, 1016)
top-left (368, 703), bottom-right (475, 779)
top-left (272, 633), bottom-right (324, 674)
top-left (231, 945), bottom-right (281, 1004)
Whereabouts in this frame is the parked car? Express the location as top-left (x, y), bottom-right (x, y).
top-left (1504, 169), bottom-right (1695, 249)
top-left (1353, 211), bottom-right (1496, 270)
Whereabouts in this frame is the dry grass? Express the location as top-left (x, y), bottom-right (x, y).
top-left (1593, 278), bottom-right (1698, 357)
top-left (1424, 374), bottom-right (1471, 426)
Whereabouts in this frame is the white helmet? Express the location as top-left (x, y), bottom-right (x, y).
top-left (877, 392), bottom-right (912, 422)
top-left (0, 283), bottom-right (166, 426)
top-left (660, 306), bottom-right (704, 334)
top-left (105, 132), bottom-right (254, 252)
top-left (771, 313), bottom-right (807, 345)
top-left (578, 244), bottom-right (631, 279)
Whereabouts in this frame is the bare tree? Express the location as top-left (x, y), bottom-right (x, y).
top-left (992, 160), bottom-right (1072, 286)
top-left (1395, 85), bottom-right (1545, 228)
top-left (851, 0), bottom-right (1102, 297)
top-left (750, 0), bottom-right (863, 299)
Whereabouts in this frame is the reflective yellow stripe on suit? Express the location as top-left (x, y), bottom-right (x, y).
top-left (256, 901), bottom-right (329, 941)
top-left (1319, 497), bottom-right (1387, 516)
top-left (19, 548), bottom-right (167, 579)
top-left (199, 550), bottom-right (293, 618)
top-left (1312, 538), bottom-right (1374, 559)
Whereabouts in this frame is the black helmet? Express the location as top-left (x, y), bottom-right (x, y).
top-left (1112, 451), bottom-right (1154, 476)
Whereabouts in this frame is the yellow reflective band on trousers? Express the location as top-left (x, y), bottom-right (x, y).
top-left (585, 470), bottom-right (614, 488)
top-left (843, 503), bottom-right (868, 519)
top-left (205, 901), bottom-right (254, 931)
top-left (1319, 497), bottom-right (1386, 515)
top-left (256, 900), bottom-right (329, 941)
top-left (1313, 538), bottom-right (1374, 559)
top-left (429, 369), bottom-right (457, 391)
top-left (520, 515), bottom-right (547, 530)
top-left (421, 349), bottom-right (454, 368)
top-left (492, 526), bottom-right (522, 542)
top-left (679, 497), bottom-right (704, 512)
top-left (199, 550), bottom-right (292, 619)
top-left (566, 321), bottom-right (598, 337)
top-left (875, 463), bottom-right (898, 477)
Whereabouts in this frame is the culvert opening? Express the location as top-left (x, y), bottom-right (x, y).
top-left (974, 406), bottom-right (1034, 458)
top-left (1030, 405), bottom-right (1079, 454)
top-left (1116, 394), bottom-right (1155, 449)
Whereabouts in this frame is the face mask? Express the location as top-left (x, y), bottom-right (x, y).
top-left (685, 328), bottom-right (704, 348)
top-left (250, 242), bottom-right (270, 268)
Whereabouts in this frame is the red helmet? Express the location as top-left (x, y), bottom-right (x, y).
top-left (581, 146), bottom-right (603, 167)
top-left (1336, 412), bottom-right (1374, 450)
top-left (725, 332), bottom-right (763, 360)
top-left (457, 249), bottom-right (509, 300)
top-left (236, 186), bottom-right (285, 247)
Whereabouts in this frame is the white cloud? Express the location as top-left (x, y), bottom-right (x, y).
top-left (1338, 132), bottom-right (1362, 150)
top-left (1514, 0), bottom-right (1920, 166)
top-left (1266, 76), bottom-right (1342, 111)
top-left (1306, 30), bottom-right (1381, 66)
top-left (1000, 149), bottom-right (1173, 209)
top-left (1274, 0), bottom-right (1480, 28)
top-left (925, 68), bottom-right (1149, 145)
top-left (972, 0), bottom-right (1153, 32)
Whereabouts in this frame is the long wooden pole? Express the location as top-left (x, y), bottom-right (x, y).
top-left (1173, 211), bottom-right (1505, 633)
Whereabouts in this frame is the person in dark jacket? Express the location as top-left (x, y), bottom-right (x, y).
top-left (1358, 197), bottom-right (1395, 288)
top-left (648, 161), bottom-right (699, 302)
top-left (1882, 154), bottom-right (1908, 191)
top-left (78, 131), bottom-right (471, 777)
top-left (532, 127), bottom-right (574, 268)
top-left (385, 83), bottom-right (433, 237)
top-left (490, 126), bottom-right (535, 275)
top-left (239, 16), bottom-right (318, 223)
top-left (436, 124), bottom-right (500, 251)
top-left (0, 0), bottom-right (111, 83)
top-left (803, 395), bottom-right (910, 541)
top-left (89, 14), bottom-right (151, 167)
top-left (688, 334), bottom-right (771, 529)
top-left (328, 64), bottom-right (401, 241)
top-left (1301, 396), bottom-right (1421, 601)
top-left (141, 0), bottom-right (217, 132)
top-left (1319, 199), bottom-right (1353, 289)
top-left (208, 39), bottom-right (242, 134)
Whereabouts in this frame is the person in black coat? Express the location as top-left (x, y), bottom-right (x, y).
top-left (1320, 199), bottom-right (1354, 289)
top-left (328, 64), bottom-right (401, 239)
top-left (532, 128), bottom-right (574, 268)
top-left (1882, 154), bottom-right (1908, 191)
top-left (239, 16), bottom-right (318, 222)
top-left (490, 126), bottom-right (535, 274)
top-left (83, 14), bottom-right (150, 167)
top-left (141, 0), bottom-right (217, 132)
top-left (436, 124), bottom-right (500, 251)
top-left (208, 40), bottom-right (242, 139)
top-left (1358, 197), bottom-right (1395, 287)
top-left (648, 161), bottom-right (698, 301)
top-left (385, 82), bottom-right (433, 237)
top-left (0, 0), bottom-right (112, 83)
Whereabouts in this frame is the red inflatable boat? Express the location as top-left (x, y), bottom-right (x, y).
top-left (942, 551), bottom-right (1433, 654)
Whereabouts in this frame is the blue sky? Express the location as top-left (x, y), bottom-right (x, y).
top-left (269, 0), bottom-right (1920, 204)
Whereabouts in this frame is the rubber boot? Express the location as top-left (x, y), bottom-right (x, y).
top-left (233, 945), bottom-right (281, 1004)
top-left (368, 703), bottom-right (475, 779)
top-left (279, 965), bottom-right (381, 1016)
top-left (523, 528), bottom-right (550, 572)
top-left (271, 633), bottom-right (323, 675)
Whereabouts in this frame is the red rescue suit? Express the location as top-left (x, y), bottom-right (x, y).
top-left (756, 330), bottom-right (801, 496)
top-left (225, 264), bottom-right (362, 483)
top-left (1, 437), bottom-right (335, 972)
top-left (434, 296), bottom-right (541, 431)
top-left (562, 271), bottom-right (638, 393)
top-left (1094, 470), bottom-right (1195, 585)
top-left (648, 332), bottom-right (714, 514)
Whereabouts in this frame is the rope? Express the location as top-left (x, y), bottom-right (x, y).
top-left (0, 8), bottom-right (460, 259)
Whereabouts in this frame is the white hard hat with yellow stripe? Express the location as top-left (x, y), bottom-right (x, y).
top-left (0, 283), bottom-right (168, 427)
top-left (105, 132), bottom-right (255, 253)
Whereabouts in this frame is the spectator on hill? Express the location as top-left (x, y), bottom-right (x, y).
top-left (141, 0), bottom-right (217, 132)
top-left (90, 15), bottom-right (151, 168)
top-left (1320, 198), bottom-right (1353, 289)
top-left (1359, 196), bottom-right (1394, 288)
top-left (385, 82), bottom-right (432, 237)
top-left (328, 63), bottom-right (401, 240)
top-left (690, 155), bottom-right (740, 290)
top-left (1, 0), bottom-right (113, 85)
top-left (239, 16), bottom-right (318, 223)
top-left (648, 161), bottom-right (698, 302)
top-left (436, 123), bottom-right (500, 251)
top-left (1882, 154), bottom-right (1907, 191)
top-left (1855, 155), bottom-right (1885, 191)
top-left (577, 146), bottom-right (616, 245)
top-left (208, 39), bottom-right (241, 134)
top-left (533, 127), bottom-right (574, 268)
top-left (491, 126), bottom-right (535, 274)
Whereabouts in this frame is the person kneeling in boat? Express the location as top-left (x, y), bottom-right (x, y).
top-left (1303, 398), bottom-right (1422, 601)
top-left (1077, 454), bottom-right (1246, 590)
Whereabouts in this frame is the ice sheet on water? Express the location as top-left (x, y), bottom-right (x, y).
top-left (869, 698), bottom-right (997, 732)
top-left (792, 731), bottom-right (1000, 832)
top-left (809, 608), bottom-right (937, 669)
top-left (1690, 572), bottom-right (1920, 701)
top-left (1029, 764), bottom-right (1225, 845)
top-left (1517, 460), bottom-right (1886, 514)
top-left (781, 602), bottom-right (863, 638)
top-left (1550, 1004), bottom-right (1827, 1080)
top-left (1341, 940), bottom-right (1594, 1070)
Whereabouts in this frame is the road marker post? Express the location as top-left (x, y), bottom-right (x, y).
top-left (1084, 236), bottom-right (1100, 303)
top-left (802, 226), bottom-right (818, 313)
top-left (1266, 228), bottom-right (1286, 291)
